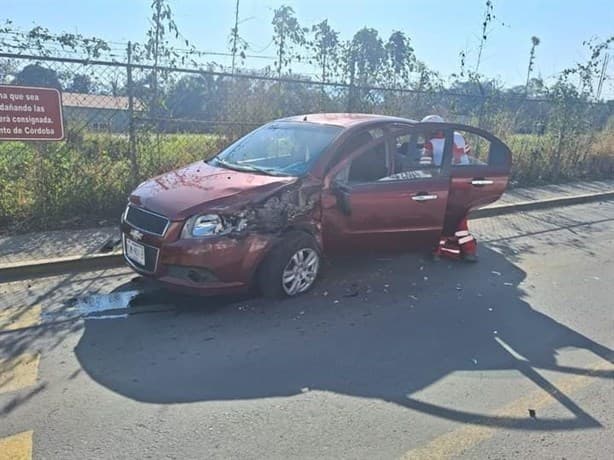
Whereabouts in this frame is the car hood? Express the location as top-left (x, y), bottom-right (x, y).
top-left (130, 161), bottom-right (297, 220)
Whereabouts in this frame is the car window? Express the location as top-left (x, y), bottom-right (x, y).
top-left (328, 127), bottom-right (386, 172)
top-left (377, 129), bottom-right (443, 182)
top-left (334, 137), bottom-right (389, 185)
top-left (369, 127), bottom-right (385, 138)
top-left (448, 130), bottom-right (489, 167)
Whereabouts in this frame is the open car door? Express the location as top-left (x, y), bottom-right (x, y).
top-left (320, 124), bottom-right (452, 253)
top-left (437, 123), bottom-right (512, 235)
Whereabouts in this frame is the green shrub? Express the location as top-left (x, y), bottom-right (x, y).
top-left (0, 133), bottom-right (227, 232)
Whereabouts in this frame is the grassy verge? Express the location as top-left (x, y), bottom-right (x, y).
top-left (0, 133), bottom-right (226, 232)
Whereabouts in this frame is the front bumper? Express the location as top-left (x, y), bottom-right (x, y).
top-left (120, 220), bottom-right (274, 295)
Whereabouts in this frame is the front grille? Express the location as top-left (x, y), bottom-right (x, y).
top-left (125, 205), bottom-right (169, 236)
top-left (122, 235), bottom-right (159, 273)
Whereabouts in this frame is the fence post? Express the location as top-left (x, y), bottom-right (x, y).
top-left (126, 41), bottom-right (139, 186)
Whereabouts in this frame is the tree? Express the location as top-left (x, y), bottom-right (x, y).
top-left (0, 59), bottom-right (18, 85)
top-left (272, 5), bottom-right (306, 77)
top-left (165, 74), bottom-right (218, 121)
top-left (385, 31), bottom-right (415, 88)
top-left (342, 28), bottom-right (386, 111)
top-left (67, 74), bottom-right (95, 93)
top-left (349, 27), bottom-right (385, 86)
top-left (309, 20), bottom-right (339, 83)
top-left (525, 36), bottom-right (541, 93)
top-left (13, 64), bottom-right (61, 89)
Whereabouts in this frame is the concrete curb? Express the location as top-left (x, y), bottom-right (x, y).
top-left (470, 189), bottom-right (614, 219)
top-left (1, 190), bottom-right (613, 283)
top-left (0, 252), bottom-right (125, 283)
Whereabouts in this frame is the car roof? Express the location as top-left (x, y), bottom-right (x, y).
top-left (278, 113), bottom-right (418, 129)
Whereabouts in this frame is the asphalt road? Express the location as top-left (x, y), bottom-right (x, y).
top-left (1, 201), bottom-right (613, 459)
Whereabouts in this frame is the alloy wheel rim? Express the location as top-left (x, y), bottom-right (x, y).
top-left (282, 248), bottom-right (319, 296)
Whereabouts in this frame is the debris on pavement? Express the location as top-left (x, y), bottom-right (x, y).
top-left (529, 409), bottom-right (536, 418)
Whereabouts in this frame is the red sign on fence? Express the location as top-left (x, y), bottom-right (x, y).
top-left (0, 85), bottom-right (64, 141)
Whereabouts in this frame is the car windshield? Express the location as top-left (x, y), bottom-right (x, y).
top-left (211, 122), bottom-right (343, 176)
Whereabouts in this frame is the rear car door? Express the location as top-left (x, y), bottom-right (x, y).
top-left (320, 124), bottom-right (451, 253)
top-left (439, 123), bottom-right (512, 234)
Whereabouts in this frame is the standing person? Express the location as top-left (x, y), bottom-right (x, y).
top-left (420, 114), bottom-right (446, 166)
top-left (421, 115), bottom-right (477, 262)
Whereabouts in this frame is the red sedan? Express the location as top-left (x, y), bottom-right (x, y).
top-left (120, 113), bottom-right (511, 297)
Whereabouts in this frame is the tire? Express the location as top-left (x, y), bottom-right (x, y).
top-left (258, 232), bottom-right (321, 298)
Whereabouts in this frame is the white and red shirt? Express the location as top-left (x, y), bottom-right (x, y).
top-left (421, 131), bottom-right (470, 166)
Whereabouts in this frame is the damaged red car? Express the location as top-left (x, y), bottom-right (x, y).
top-left (121, 114), bottom-right (511, 297)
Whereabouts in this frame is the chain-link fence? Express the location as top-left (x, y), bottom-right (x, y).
top-left (0, 51), bottom-right (613, 232)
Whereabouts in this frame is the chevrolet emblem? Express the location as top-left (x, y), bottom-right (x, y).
top-left (129, 229), bottom-right (144, 241)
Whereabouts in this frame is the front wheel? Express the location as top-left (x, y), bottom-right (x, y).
top-left (258, 232), bottom-right (321, 298)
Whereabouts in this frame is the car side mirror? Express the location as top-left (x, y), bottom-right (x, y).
top-left (332, 180), bottom-right (352, 216)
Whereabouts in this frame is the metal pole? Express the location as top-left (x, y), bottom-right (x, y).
top-left (231, 0), bottom-right (240, 74)
top-left (126, 41), bottom-right (139, 186)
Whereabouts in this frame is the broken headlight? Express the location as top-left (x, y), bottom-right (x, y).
top-left (181, 214), bottom-right (230, 238)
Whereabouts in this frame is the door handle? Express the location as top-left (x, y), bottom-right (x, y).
top-left (471, 179), bottom-right (494, 186)
top-left (412, 193), bottom-right (438, 202)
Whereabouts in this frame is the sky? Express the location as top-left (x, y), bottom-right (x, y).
top-left (2, 0), bottom-right (613, 93)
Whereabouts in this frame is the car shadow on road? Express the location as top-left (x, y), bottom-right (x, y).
top-left (74, 246), bottom-right (613, 431)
